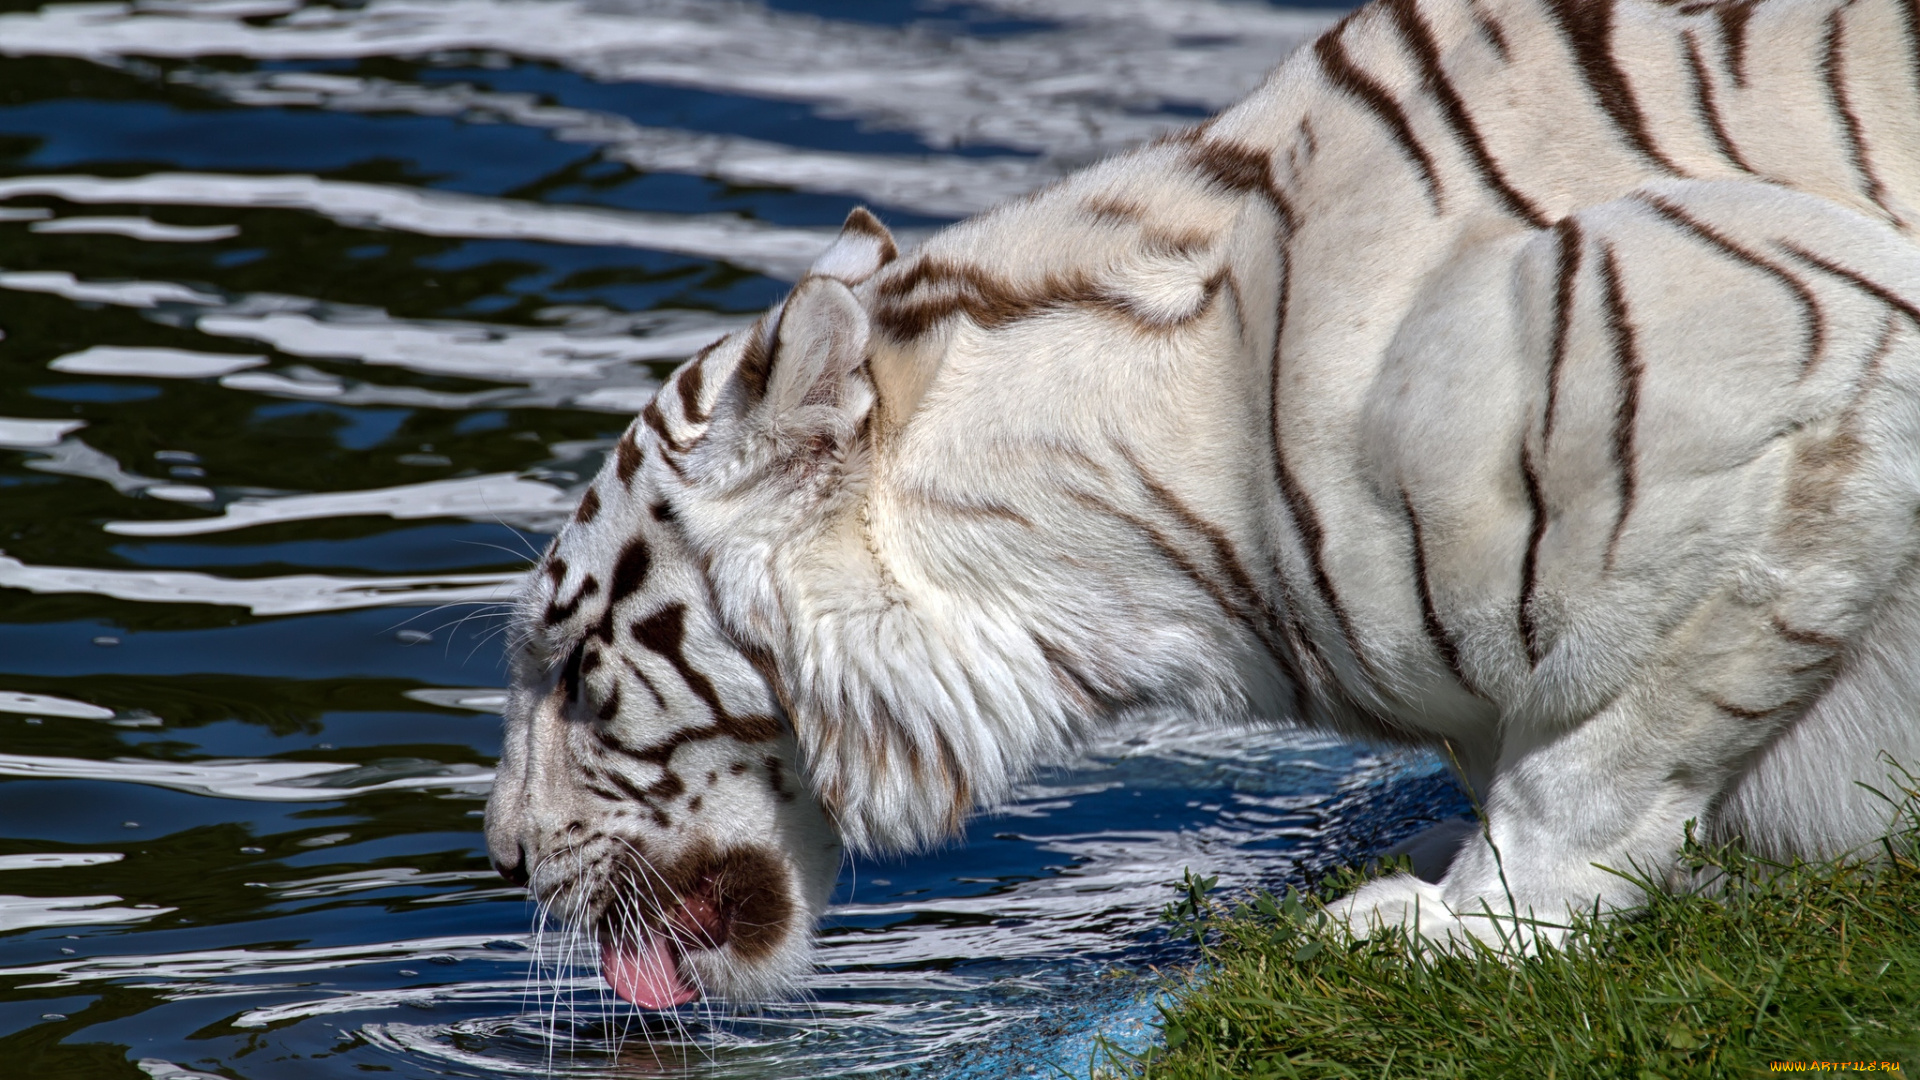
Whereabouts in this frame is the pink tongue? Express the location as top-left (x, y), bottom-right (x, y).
top-left (600, 933), bottom-right (697, 1009)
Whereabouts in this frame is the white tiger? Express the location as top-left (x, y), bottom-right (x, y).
top-left (485, 0), bottom-right (1920, 1006)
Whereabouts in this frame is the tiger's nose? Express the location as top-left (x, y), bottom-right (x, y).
top-left (491, 841), bottom-right (531, 888)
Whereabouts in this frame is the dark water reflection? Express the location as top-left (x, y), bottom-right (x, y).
top-left (0, 0), bottom-right (1470, 1075)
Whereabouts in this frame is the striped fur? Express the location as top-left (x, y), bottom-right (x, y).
top-left (487, 0), bottom-right (1920, 994)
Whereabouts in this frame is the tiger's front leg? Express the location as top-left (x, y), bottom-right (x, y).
top-left (1331, 180), bottom-right (1920, 949)
top-left (1334, 680), bottom-right (1754, 950)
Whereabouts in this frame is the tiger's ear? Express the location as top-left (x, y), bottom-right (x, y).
top-left (712, 209), bottom-right (890, 452)
top-left (809, 207), bottom-right (896, 285)
top-left (761, 274), bottom-right (872, 421)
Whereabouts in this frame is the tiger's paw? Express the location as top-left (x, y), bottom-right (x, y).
top-left (1331, 874), bottom-right (1462, 943)
top-left (1331, 874), bottom-right (1571, 954)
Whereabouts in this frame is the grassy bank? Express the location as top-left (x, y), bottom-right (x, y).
top-left (1103, 789), bottom-right (1920, 1078)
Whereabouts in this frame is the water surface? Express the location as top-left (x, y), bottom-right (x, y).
top-left (0, 1), bottom-right (1472, 1075)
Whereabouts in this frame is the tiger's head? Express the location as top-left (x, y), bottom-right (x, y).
top-left (486, 193), bottom-right (1259, 1005)
top-left (484, 209), bottom-right (906, 1006)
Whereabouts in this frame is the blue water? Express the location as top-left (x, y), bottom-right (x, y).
top-left (0, 0), bottom-right (1476, 1075)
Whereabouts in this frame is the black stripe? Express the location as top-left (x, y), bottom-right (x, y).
top-left (1063, 489), bottom-right (1245, 641)
top-left (1473, 3), bottom-right (1511, 62)
top-left (1117, 443), bottom-right (1313, 715)
top-left (589, 710), bottom-right (666, 770)
top-left (1642, 193), bottom-right (1827, 375)
top-left (641, 397), bottom-right (685, 454)
top-left (1598, 244), bottom-right (1643, 569)
top-left (1401, 489), bottom-right (1476, 693)
top-left (734, 316), bottom-right (777, 408)
top-left (1712, 697), bottom-right (1776, 721)
top-left (1860, 312), bottom-right (1900, 386)
top-left (678, 351), bottom-right (712, 426)
top-left (573, 487), bottom-right (601, 525)
top-left (1185, 135), bottom-right (1275, 194)
top-left (1823, 8), bottom-right (1901, 226)
top-left (1684, 29), bottom-right (1756, 174)
top-left (1185, 135), bottom-right (1300, 234)
top-left (592, 760), bottom-right (672, 806)
top-left (1780, 241), bottom-right (1920, 326)
top-left (582, 782), bottom-right (627, 803)
top-left (545, 574), bottom-right (599, 627)
top-left (1385, 0), bottom-right (1549, 226)
top-left (596, 686), bottom-right (622, 723)
top-left (1060, 479), bottom-right (1353, 729)
top-left (1314, 22), bottom-right (1444, 212)
top-left (1272, 436), bottom-right (1373, 683)
top-left (1545, 0), bottom-right (1684, 174)
top-left (1518, 444), bottom-right (1547, 668)
top-left (1543, 217), bottom-right (1582, 447)
top-left (621, 655), bottom-right (668, 710)
top-left (1037, 637), bottom-right (1141, 714)
top-left (559, 641), bottom-right (585, 704)
top-left (1266, 224), bottom-right (1339, 707)
top-left (1716, 0), bottom-right (1758, 88)
top-left (1905, 0), bottom-right (1920, 102)
top-left (615, 428), bottom-right (641, 485)
top-left (1773, 613), bottom-right (1846, 651)
top-left (605, 538), bottom-right (652, 608)
top-left (1266, 197), bottom-right (1378, 696)
top-left (631, 604), bottom-right (725, 717)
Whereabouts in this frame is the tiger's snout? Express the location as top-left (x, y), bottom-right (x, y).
top-left (484, 610), bottom-right (843, 1007)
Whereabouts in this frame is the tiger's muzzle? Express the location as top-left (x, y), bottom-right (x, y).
top-left (485, 640), bottom-right (842, 1008)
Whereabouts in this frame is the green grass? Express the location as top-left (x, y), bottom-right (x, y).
top-left (1101, 785), bottom-right (1920, 1079)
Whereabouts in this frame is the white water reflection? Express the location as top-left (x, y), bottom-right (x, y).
top-left (182, 68), bottom-right (1053, 218)
top-left (403, 687), bottom-right (509, 712)
top-left (291, 746), bottom-right (1366, 1078)
top-left (0, 691), bottom-right (115, 720)
top-left (0, 418), bottom-right (86, 448)
top-left (248, 984), bottom-right (569, 1031)
top-left (0, 853), bottom-right (124, 870)
top-left (103, 473), bottom-right (571, 536)
top-left (0, 173), bottom-right (844, 280)
top-left (137, 1059), bottom-right (228, 1080)
top-left (271, 867), bottom-right (500, 899)
top-left (195, 303), bottom-right (733, 380)
top-left (0, 752), bottom-right (493, 801)
top-left (0, 721), bottom-right (1437, 1074)
top-left (0, 553), bottom-right (518, 614)
top-left (0, 271), bottom-right (221, 308)
top-left (50, 346), bottom-right (266, 379)
top-left (0, 932), bottom-right (523, 989)
top-left (19, 436), bottom-right (177, 497)
top-left (28, 216), bottom-right (240, 242)
top-left (0, 893), bottom-right (176, 932)
top-left (1, 265), bottom-right (737, 404)
top-left (217, 367), bottom-right (502, 409)
top-left (0, 0), bottom-right (1332, 162)
top-left (821, 725), bottom-right (1364, 970)
top-left (0, 270), bottom-right (737, 389)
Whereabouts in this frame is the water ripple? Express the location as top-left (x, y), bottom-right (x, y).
top-left (0, 752), bottom-right (493, 800)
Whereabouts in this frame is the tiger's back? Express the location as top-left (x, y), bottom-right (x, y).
top-left (844, 0), bottom-right (1920, 783)
top-left (488, 0), bottom-right (1920, 1002)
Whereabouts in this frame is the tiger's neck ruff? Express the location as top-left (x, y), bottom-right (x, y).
top-left (488, 0), bottom-right (1920, 1003)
